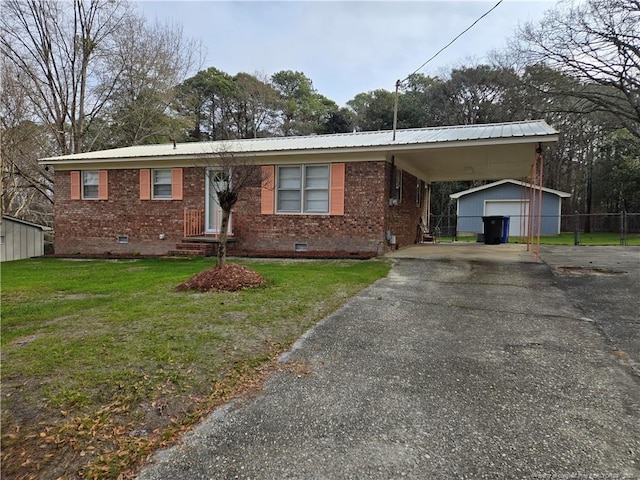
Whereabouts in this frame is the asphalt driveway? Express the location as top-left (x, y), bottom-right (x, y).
top-left (137, 245), bottom-right (640, 479)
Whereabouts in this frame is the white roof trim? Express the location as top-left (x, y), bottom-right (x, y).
top-left (449, 179), bottom-right (571, 199)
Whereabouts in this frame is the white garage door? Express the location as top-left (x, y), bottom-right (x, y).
top-left (484, 200), bottom-right (529, 237)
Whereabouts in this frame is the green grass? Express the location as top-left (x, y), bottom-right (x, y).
top-left (1, 257), bottom-right (390, 479)
top-left (440, 232), bottom-right (640, 246)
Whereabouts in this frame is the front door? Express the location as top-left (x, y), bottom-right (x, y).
top-left (205, 168), bottom-right (232, 234)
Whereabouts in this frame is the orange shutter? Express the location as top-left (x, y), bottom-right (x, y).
top-left (329, 163), bottom-right (345, 216)
top-left (139, 169), bottom-right (151, 200)
top-left (70, 171), bottom-right (81, 200)
top-left (172, 168), bottom-right (183, 200)
top-left (98, 170), bottom-right (108, 200)
top-left (261, 166), bottom-right (275, 214)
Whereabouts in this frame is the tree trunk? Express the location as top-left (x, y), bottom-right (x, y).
top-left (216, 208), bottom-right (230, 267)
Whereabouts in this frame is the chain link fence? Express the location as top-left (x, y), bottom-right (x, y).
top-left (428, 212), bottom-right (639, 245)
top-left (562, 212), bottom-right (639, 245)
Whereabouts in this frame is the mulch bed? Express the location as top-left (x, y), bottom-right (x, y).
top-left (49, 250), bottom-right (377, 261)
top-left (175, 263), bottom-right (266, 292)
top-left (230, 250), bottom-right (377, 260)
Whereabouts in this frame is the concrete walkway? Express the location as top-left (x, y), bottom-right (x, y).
top-left (137, 245), bottom-right (640, 479)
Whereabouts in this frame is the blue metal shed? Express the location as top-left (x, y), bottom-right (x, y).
top-left (450, 180), bottom-right (571, 237)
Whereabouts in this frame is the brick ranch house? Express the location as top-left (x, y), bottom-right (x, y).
top-left (40, 120), bottom-right (559, 257)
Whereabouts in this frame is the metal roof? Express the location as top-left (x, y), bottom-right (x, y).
top-left (1, 215), bottom-right (52, 230)
top-left (449, 179), bottom-right (571, 199)
top-left (40, 120), bottom-right (558, 163)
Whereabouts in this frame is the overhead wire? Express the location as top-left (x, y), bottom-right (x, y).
top-left (392, 0), bottom-right (504, 140)
top-left (401, 0), bottom-right (504, 84)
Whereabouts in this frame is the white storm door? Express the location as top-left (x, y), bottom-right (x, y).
top-left (205, 168), bottom-right (232, 234)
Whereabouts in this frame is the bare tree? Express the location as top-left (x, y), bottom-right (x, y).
top-left (508, 0), bottom-right (640, 136)
top-left (0, 0), bottom-right (134, 155)
top-left (204, 150), bottom-right (264, 267)
top-left (1, 0), bottom-right (202, 153)
top-left (96, 16), bottom-right (201, 149)
top-left (1, 59), bottom-right (54, 224)
top-left (1, 0), bottom-right (200, 225)
top-left (230, 72), bottom-right (281, 139)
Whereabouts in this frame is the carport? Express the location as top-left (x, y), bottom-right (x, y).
top-left (387, 120), bottom-right (559, 257)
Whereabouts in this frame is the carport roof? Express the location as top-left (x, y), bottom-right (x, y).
top-left (40, 120), bottom-right (559, 182)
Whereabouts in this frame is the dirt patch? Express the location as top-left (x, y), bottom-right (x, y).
top-left (175, 263), bottom-right (266, 292)
top-left (54, 292), bottom-right (111, 300)
top-left (11, 333), bottom-right (46, 348)
top-left (555, 266), bottom-right (627, 276)
top-left (222, 311), bottom-right (249, 321)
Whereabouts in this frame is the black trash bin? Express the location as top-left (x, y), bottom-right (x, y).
top-left (482, 216), bottom-right (504, 244)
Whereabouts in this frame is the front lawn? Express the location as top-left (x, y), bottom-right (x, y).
top-left (1, 257), bottom-right (390, 479)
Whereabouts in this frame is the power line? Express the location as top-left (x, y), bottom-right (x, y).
top-left (392, 0), bottom-right (504, 140)
top-left (401, 0), bottom-right (504, 83)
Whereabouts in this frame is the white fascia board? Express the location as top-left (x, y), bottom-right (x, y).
top-left (390, 134), bottom-right (559, 152)
top-left (43, 150), bottom-right (389, 170)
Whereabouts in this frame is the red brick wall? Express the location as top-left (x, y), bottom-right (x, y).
top-left (54, 168), bottom-right (204, 255)
top-left (53, 161), bottom-right (424, 256)
top-left (386, 165), bottom-right (425, 249)
top-left (232, 162), bottom-right (389, 254)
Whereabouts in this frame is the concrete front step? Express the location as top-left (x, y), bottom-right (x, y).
top-left (168, 242), bottom-right (217, 257)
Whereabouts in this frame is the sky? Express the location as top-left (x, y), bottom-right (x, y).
top-left (136, 0), bottom-right (557, 107)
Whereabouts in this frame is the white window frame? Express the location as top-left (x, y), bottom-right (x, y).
top-left (276, 164), bottom-right (330, 214)
top-left (152, 169), bottom-right (172, 199)
top-left (82, 170), bottom-right (99, 199)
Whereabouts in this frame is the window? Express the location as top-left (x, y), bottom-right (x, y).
top-left (277, 166), bottom-right (301, 212)
top-left (72, 170), bottom-right (107, 200)
top-left (140, 168), bottom-right (182, 200)
top-left (82, 171), bottom-right (99, 199)
top-left (277, 165), bottom-right (329, 214)
top-left (304, 165), bottom-right (329, 212)
top-left (153, 169), bottom-right (172, 199)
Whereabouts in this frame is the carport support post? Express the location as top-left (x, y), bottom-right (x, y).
top-left (574, 211), bottom-right (580, 245)
top-left (620, 211), bottom-right (628, 246)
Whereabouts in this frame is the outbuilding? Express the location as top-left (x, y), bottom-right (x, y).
top-left (450, 179), bottom-right (571, 237)
top-left (0, 215), bottom-right (51, 262)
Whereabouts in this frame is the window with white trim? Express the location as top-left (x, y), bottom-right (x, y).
top-left (152, 169), bottom-right (172, 199)
top-left (82, 171), bottom-right (99, 199)
top-left (277, 165), bottom-right (329, 214)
